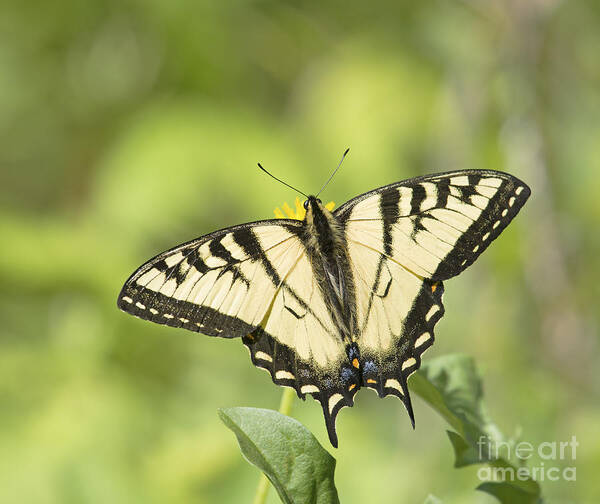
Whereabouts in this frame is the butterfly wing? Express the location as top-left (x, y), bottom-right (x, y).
top-left (344, 238), bottom-right (444, 422)
top-left (118, 169), bottom-right (530, 447)
top-left (335, 170), bottom-right (530, 421)
top-left (118, 219), bottom-right (354, 446)
top-left (243, 245), bottom-right (358, 447)
top-left (118, 220), bottom-right (303, 336)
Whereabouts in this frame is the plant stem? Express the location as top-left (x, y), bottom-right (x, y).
top-left (251, 388), bottom-right (295, 504)
top-left (252, 475), bottom-right (271, 504)
top-left (278, 386), bottom-right (295, 417)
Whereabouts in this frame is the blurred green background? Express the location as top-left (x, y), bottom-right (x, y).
top-left (1, 1), bottom-right (599, 503)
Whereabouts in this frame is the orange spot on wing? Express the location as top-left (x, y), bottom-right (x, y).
top-left (367, 378), bottom-right (377, 384)
top-left (348, 384), bottom-right (356, 391)
top-left (431, 282), bottom-right (438, 293)
top-left (352, 358), bottom-right (360, 369)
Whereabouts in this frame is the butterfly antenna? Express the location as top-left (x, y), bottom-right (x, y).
top-left (316, 148), bottom-right (349, 198)
top-left (257, 162), bottom-right (308, 198)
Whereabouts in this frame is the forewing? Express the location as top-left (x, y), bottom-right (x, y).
top-left (118, 220), bottom-right (305, 337)
top-left (336, 170), bottom-right (530, 281)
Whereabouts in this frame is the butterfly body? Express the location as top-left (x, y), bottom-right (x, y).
top-left (302, 196), bottom-right (358, 346)
top-left (118, 169), bottom-right (530, 447)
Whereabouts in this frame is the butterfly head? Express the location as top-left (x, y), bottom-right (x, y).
top-left (302, 195), bottom-right (343, 257)
top-left (302, 196), bottom-right (327, 224)
top-left (303, 196), bottom-right (322, 211)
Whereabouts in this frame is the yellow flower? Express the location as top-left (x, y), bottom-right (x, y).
top-left (273, 197), bottom-right (335, 220)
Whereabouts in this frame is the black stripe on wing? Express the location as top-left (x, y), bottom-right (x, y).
top-left (380, 188), bottom-right (399, 256)
top-left (232, 228), bottom-right (283, 286)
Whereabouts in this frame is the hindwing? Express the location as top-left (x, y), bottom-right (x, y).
top-left (347, 239), bottom-right (444, 423)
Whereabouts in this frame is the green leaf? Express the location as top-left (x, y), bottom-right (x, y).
top-left (410, 354), bottom-right (542, 502)
top-left (446, 430), bottom-right (483, 468)
top-left (477, 482), bottom-right (543, 504)
top-left (410, 354), bottom-right (499, 447)
top-left (218, 407), bottom-right (340, 504)
top-left (423, 494), bottom-right (444, 504)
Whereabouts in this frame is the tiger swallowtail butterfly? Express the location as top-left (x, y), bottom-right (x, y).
top-left (118, 168), bottom-right (530, 447)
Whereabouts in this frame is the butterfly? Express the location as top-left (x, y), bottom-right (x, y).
top-left (117, 168), bottom-right (530, 447)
